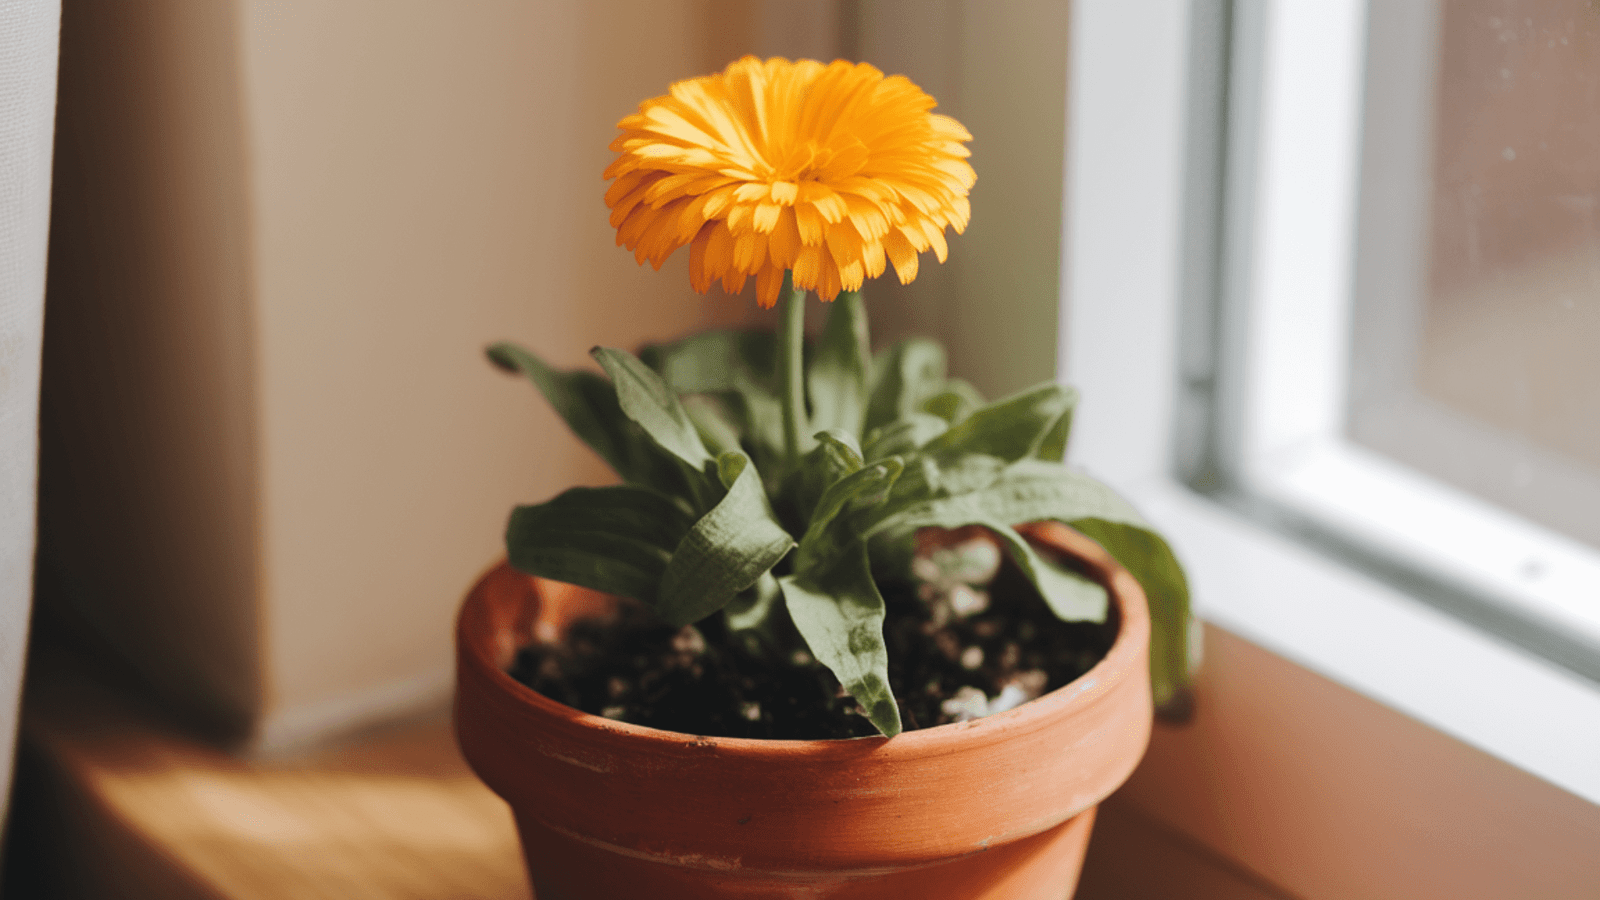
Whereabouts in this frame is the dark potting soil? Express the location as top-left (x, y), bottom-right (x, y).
top-left (507, 560), bottom-right (1119, 741)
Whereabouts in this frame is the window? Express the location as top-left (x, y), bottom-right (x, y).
top-left (1230, 0), bottom-right (1600, 685)
top-left (1064, 0), bottom-right (1600, 813)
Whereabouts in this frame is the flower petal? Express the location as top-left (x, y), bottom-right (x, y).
top-left (605, 57), bottom-right (974, 302)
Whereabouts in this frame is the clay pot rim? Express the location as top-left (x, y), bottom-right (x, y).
top-left (457, 520), bottom-right (1149, 759)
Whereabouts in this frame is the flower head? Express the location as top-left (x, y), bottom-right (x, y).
top-left (604, 56), bottom-right (975, 308)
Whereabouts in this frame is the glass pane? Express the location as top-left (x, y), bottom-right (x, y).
top-left (1348, 0), bottom-right (1600, 550)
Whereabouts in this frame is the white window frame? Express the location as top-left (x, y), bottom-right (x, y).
top-left (1062, 0), bottom-right (1600, 820)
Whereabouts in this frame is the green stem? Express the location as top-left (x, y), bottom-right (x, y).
top-left (777, 270), bottom-right (808, 460)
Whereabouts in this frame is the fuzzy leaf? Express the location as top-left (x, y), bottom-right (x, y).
top-left (656, 453), bottom-right (795, 626)
top-left (1071, 518), bottom-right (1193, 708)
top-left (780, 552), bottom-right (902, 737)
top-left (505, 485), bottom-right (694, 603)
top-left (867, 458), bottom-right (1192, 633)
top-left (593, 346), bottom-right (714, 471)
top-left (864, 338), bottom-right (947, 435)
top-left (808, 291), bottom-right (871, 438)
top-left (888, 453), bottom-right (1008, 503)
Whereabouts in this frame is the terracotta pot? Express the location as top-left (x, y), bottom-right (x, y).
top-left (455, 521), bottom-right (1152, 900)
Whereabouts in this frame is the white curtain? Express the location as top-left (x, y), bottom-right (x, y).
top-left (0, 0), bottom-right (61, 817)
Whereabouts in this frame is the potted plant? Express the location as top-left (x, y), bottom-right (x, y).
top-left (454, 56), bottom-right (1193, 900)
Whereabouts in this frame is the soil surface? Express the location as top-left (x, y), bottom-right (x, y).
top-left (508, 556), bottom-right (1119, 741)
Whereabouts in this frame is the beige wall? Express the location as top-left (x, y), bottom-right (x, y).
top-left (853, 0), bottom-right (1070, 401)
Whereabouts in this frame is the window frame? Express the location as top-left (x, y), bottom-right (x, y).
top-left (1061, 0), bottom-right (1600, 814)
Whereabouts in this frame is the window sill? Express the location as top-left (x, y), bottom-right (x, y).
top-left (1109, 477), bottom-right (1600, 898)
top-left (1131, 476), bottom-right (1600, 806)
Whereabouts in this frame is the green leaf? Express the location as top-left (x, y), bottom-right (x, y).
top-left (505, 485), bottom-right (695, 603)
top-left (867, 457), bottom-right (1193, 696)
top-left (656, 452), bottom-right (795, 626)
top-left (863, 457), bottom-right (1133, 620)
top-left (487, 342), bottom-right (663, 484)
top-left (921, 379), bottom-right (986, 424)
top-left (780, 552), bottom-right (902, 737)
top-left (892, 453), bottom-right (1009, 502)
top-left (864, 338), bottom-right (946, 435)
top-left (1033, 386), bottom-right (1078, 462)
top-left (790, 429), bottom-right (865, 525)
top-left (903, 457), bottom-right (1142, 526)
top-left (640, 329), bottom-right (778, 394)
top-left (808, 291), bottom-right (871, 439)
top-left (794, 457), bottom-right (904, 580)
top-left (726, 374), bottom-right (789, 475)
top-left (868, 497), bottom-right (1110, 622)
top-left (593, 346), bottom-right (714, 471)
top-left (863, 413), bottom-right (949, 461)
top-left (1070, 518), bottom-right (1192, 708)
top-left (640, 330), bottom-right (789, 479)
top-left (919, 384), bottom-right (1078, 465)
top-left (725, 570), bottom-right (783, 634)
top-left (999, 523), bottom-right (1111, 621)
top-left (681, 394), bottom-right (743, 457)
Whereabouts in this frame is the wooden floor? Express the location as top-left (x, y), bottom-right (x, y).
top-left (4, 644), bottom-right (1285, 900)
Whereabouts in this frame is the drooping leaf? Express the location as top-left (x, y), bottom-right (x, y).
top-left (505, 485), bottom-right (695, 604)
top-left (1071, 518), bottom-right (1192, 709)
top-left (592, 346), bottom-right (714, 472)
top-left (867, 495), bottom-right (1109, 622)
top-left (780, 551), bottom-right (902, 737)
top-left (866, 457), bottom-right (1192, 670)
top-left (864, 338), bottom-right (947, 435)
top-left (919, 384), bottom-right (1077, 465)
top-left (808, 291), bottom-right (871, 439)
top-left (656, 452), bottom-right (795, 626)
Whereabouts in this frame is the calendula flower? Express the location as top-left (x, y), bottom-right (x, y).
top-left (604, 56), bottom-right (975, 308)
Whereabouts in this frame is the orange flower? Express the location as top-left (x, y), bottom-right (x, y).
top-left (604, 57), bottom-right (975, 308)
